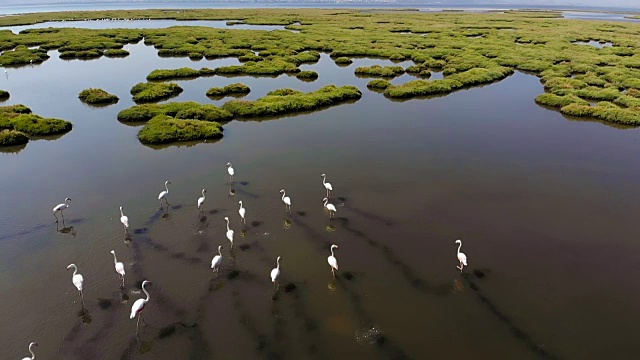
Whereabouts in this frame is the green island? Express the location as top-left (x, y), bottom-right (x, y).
top-left (0, 104), bottom-right (72, 147)
top-left (130, 82), bottom-right (183, 103)
top-left (206, 83), bottom-right (251, 98)
top-left (137, 114), bottom-right (223, 144)
top-left (1, 8), bottom-right (640, 142)
top-left (117, 101), bottom-right (233, 123)
top-left (0, 90), bottom-right (9, 100)
top-left (295, 70), bottom-right (319, 80)
top-left (78, 88), bottom-right (119, 105)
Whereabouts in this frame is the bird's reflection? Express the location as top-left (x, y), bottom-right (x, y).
top-left (121, 287), bottom-right (130, 303)
top-left (78, 305), bottom-right (92, 324)
top-left (240, 228), bottom-right (247, 238)
top-left (452, 277), bottom-right (465, 294)
top-left (228, 183), bottom-right (236, 197)
top-left (327, 278), bottom-right (338, 292)
top-left (161, 207), bottom-right (170, 219)
top-left (325, 221), bottom-right (336, 233)
top-left (283, 218), bottom-right (292, 229)
top-left (56, 222), bottom-right (77, 237)
top-left (124, 234), bottom-right (132, 246)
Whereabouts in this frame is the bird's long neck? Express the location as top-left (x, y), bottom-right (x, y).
top-left (239, 201), bottom-right (243, 209)
top-left (71, 265), bottom-right (77, 276)
top-left (142, 283), bottom-right (150, 302)
top-left (218, 247), bottom-right (222, 256)
top-left (165, 183), bottom-right (169, 193)
top-left (202, 190), bottom-right (206, 198)
top-left (226, 219), bottom-right (230, 231)
top-left (457, 242), bottom-right (462, 254)
top-left (331, 247), bottom-right (335, 257)
top-left (120, 208), bottom-right (124, 217)
top-left (324, 198), bottom-right (328, 207)
top-left (281, 192), bottom-right (286, 201)
top-left (29, 343), bottom-right (35, 359)
top-left (276, 258), bottom-right (280, 269)
top-left (112, 252), bottom-right (118, 265)
top-left (322, 175), bottom-right (326, 185)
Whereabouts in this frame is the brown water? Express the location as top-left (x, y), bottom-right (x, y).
top-left (2, 39), bottom-right (640, 360)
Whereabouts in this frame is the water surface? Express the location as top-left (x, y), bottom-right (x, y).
top-left (2, 36), bottom-right (640, 360)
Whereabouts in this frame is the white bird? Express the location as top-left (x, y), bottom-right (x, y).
top-left (158, 180), bottom-right (171, 207)
top-left (119, 206), bottom-right (129, 233)
top-left (66, 263), bottom-right (84, 301)
top-left (197, 189), bottom-right (206, 211)
top-left (227, 162), bottom-right (235, 183)
top-left (130, 280), bottom-right (151, 334)
top-left (224, 216), bottom-right (234, 248)
top-left (323, 197), bottom-right (337, 218)
top-left (110, 250), bottom-right (126, 286)
top-left (52, 197), bottom-right (71, 223)
top-left (328, 244), bottom-right (339, 277)
top-left (280, 189), bottom-right (292, 213)
top-left (238, 200), bottom-right (246, 224)
top-left (455, 240), bottom-right (468, 272)
top-left (321, 173), bottom-right (333, 197)
top-left (270, 256), bottom-right (281, 288)
top-left (21, 342), bottom-right (37, 360)
top-left (211, 245), bottom-right (222, 272)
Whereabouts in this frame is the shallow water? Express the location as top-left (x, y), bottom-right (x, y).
top-left (2, 36), bottom-right (640, 360)
top-left (573, 40), bottom-right (614, 48)
top-left (1, 19), bottom-right (290, 34)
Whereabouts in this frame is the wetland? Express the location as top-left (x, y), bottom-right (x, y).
top-left (2, 7), bottom-right (640, 360)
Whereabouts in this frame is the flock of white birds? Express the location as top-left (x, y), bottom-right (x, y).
top-left (19, 162), bottom-right (469, 359)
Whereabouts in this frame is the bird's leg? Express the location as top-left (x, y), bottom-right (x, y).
top-left (331, 268), bottom-right (335, 277)
top-left (54, 213), bottom-right (59, 223)
top-left (136, 315), bottom-right (141, 334)
top-left (61, 211), bottom-right (65, 222)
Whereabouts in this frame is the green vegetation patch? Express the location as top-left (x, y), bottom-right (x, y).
top-left (130, 82), bottom-right (183, 103)
top-left (0, 90), bottom-right (9, 100)
top-left (535, 93), bottom-right (589, 108)
top-left (0, 129), bottom-right (28, 147)
top-left (215, 59), bottom-right (300, 76)
top-left (78, 88), bottom-right (119, 104)
top-left (146, 67), bottom-right (202, 81)
top-left (561, 103), bottom-right (640, 125)
top-left (334, 57), bottom-right (353, 65)
top-left (117, 101), bottom-right (233, 123)
top-left (221, 85), bottom-right (361, 118)
top-left (384, 67), bottom-right (513, 98)
top-left (206, 83), bottom-right (251, 98)
top-left (296, 70), bottom-right (319, 80)
top-left (103, 49), bottom-right (129, 57)
top-left (0, 104), bottom-right (72, 145)
top-left (355, 65), bottom-right (405, 78)
top-left (0, 45), bottom-right (49, 66)
top-left (137, 115), bottom-right (223, 144)
top-left (367, 79), bottom-right (392, 89)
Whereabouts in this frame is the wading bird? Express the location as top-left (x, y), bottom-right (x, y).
top-left (21, 342), bottom-right (37, 360)
top-left (211, 245), bottom-right (222, 272)
top-left (270, 256), bottom-right (281, 289)
top-left (321, 174), bottom-right (333, 197)
top-left (53, 197), bottom-right (71, 223)
top-left (130, 280), bottom-right (151, 334)
top-left (158, 181), bottom-right (171, 207)
top-left (224, 217), bottom-right (234, 248)
top-left (110, 250), bottom-right (126, 287)
top-left (280, 189), bottom-right (291, 213)
top-left (119, 206), bottom-right (129, 233)
top-left (238, 200), bottom-right (246, 224)
top-left (455, 240), bottom-right (468, 272)
top-left (197, 189), bottom-right (206, 212)
top-left (323, 198), bottom-right (337, 218)
top-left (226, 162), bottom-right (235, 183)
top-left (66, 263), bottom-right (84, 302)
top-left (328, 244), bottom-right (339, 277)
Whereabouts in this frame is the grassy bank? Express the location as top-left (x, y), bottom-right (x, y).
top-left (130, 82), bottom-right (183, 103)
top-left (78, 88), bottom-right (119, 104)
top-left (221, 85), bottom-right (361, 118)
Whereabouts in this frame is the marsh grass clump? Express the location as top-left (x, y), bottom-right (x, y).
top-left (0, 129), bottom-right (28, 147)
top-left (130, 82), bottom-right (183, 103)
top-left (117, 101), bottom-right (233, 123)
top-left (0, 45), bottom-right (49, 66)
top-left (334, 57), bottom-right (353, 65)
top-left (267, 88), bottom-right (302, 96)
top-left (0, 90), bottom-right (9, 100)
top-left (535, 93), bottom-right (589, 108)
top-left (295, 70), bottom-right (319, 80)
top-left (103, 49), bottom-right (129, 57)
top-left (222, 85), bottom-right (361, 118)
top-left (367, 79), bottom-right (392, 89)
top-left (215, 59), bottom-right (300, 76)
top-left (384, 67), bottom-right (513, 98)
top-left (137, 114), bottom-right (223, 144)
top-left (206, 83), bottom-right (251, 98)
top-left (561, 103), bottom-right (640, 125)
top-left (355, 65), bottom-right (405, 78)
top-left (0, 105), bottom-right (72, 144)
top-left (78, 88), bottom-right (118, 104)
top-left (147, 67), bottom-right (200, 81)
